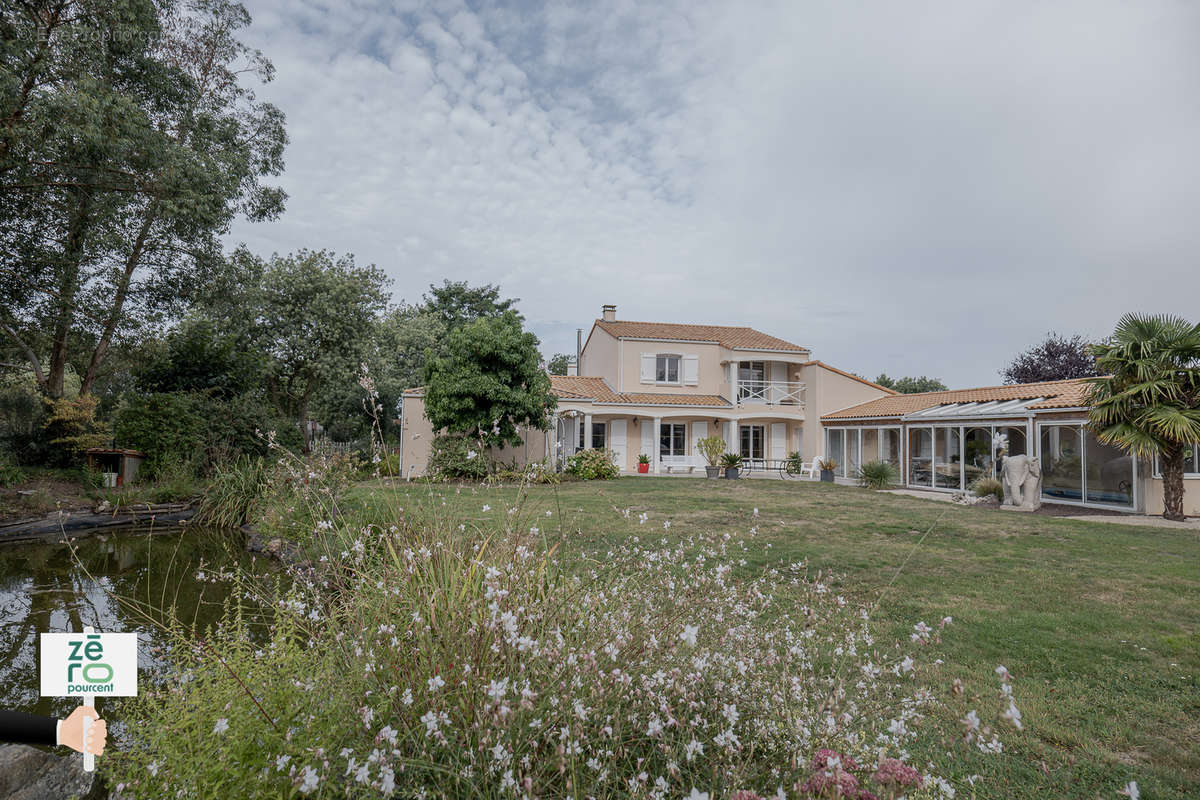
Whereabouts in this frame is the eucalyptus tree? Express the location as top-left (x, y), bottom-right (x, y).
top-left (0, 0), bottom-right (286, 399)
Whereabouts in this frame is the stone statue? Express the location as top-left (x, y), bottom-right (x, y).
top-left (1001, 454), bottom-right (1042, 510)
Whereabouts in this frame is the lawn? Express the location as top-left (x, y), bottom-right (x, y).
top-left (347, 476), bottom-right (1200, 799)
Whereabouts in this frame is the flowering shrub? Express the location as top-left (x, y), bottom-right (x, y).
top-left (566, 447), bottom-right (620, 479)
top-left (107, 484), bottom-right (1024, 799)
top-left (428, 431), bottom-right (490, 480)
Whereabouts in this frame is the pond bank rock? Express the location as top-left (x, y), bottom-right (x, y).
top-left (244, 528), bottom-right (305, 566)
top-left (0, 744), bottom-right (98, 800)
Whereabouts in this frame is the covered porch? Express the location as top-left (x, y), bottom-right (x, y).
top-left (553, 405), bottom-right (804, 475)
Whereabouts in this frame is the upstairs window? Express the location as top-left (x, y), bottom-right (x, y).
top-left (656, 355), bottom-right (681, 384)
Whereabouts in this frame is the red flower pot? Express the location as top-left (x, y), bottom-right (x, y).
top-left (638, 463), bottom-right (650, 473)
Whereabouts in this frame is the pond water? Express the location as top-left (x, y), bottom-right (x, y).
top-left (0, 526), bottom-right (269, 722)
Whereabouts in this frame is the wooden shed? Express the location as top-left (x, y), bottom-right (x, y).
top-left (85, 448), bottom-right (146, 488)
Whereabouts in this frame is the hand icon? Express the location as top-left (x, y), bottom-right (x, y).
top-left (60, 706), bottom-right (106, 756)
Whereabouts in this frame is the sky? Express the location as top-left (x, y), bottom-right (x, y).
top-left (230, 0), bottom-right (1200, 388)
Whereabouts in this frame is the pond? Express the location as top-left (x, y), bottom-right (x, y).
top-left (0, 526), bottom-right (270, 723)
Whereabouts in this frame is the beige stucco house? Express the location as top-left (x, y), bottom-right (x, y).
top-left (821, 378), bottom-right (1200, 515)
top-left (400, 305), bottom-right (894, 477)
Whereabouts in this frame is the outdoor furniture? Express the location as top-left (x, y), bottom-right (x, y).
top-left (660, 455), bottom-right (705, 473)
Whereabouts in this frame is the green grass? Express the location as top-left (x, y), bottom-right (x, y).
top-left (345, 476), bottom-right (1200, 799)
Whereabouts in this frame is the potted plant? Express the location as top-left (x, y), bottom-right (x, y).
top-left (637, 453), bottom-right (651, 473)
top-left (818, 458), bottom-right (838, 483)
top-left (698, 436), bottom-right (726, 479)
top-left (721, 452), bottom-right (743, 480)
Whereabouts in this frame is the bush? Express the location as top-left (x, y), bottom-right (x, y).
top-left (856, 459), bottom-right (899, 489)
top-left (114, 391), bottom-right (303, 477)
top-left (42, 395), bottom-right (109, 467)
top-left (697, 435), bottom-right (726, 466)
top-left (0, 452), bottom-right (26, 487)
top-left (972, 476), bottom-right (1004, 502)
top-left (565, 447), bottom-right (619, 480)
top-left (487, 460), bottom-right (561, 486)
top-left (427, 432), bottom-right (489, 480)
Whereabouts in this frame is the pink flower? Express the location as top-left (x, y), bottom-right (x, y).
top-left (730, 792), bottom-right (762, 800)
top-left (799, 770), bottom-right (861, 798)
top-left (871, 758), bottom-right (921, 789)
top-left (809, 749), bottom-right (861, 774)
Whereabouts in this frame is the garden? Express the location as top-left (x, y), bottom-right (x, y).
top-left (101, 464), bottom-right (1198, 799)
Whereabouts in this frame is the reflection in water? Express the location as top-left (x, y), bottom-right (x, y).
top-left (0, 527), bottom-right (268, 722)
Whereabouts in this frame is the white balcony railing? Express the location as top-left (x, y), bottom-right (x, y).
top-left (736, 380), bottom-right (806, 406)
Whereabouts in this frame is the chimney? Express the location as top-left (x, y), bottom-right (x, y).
top-left (601, 304), bottom-right (617, 322)
top-left (576, 328), bottom-right (583, 375)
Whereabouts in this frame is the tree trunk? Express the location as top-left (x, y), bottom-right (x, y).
top-left (1160, 447), bottom-right (1187, 522)
top-left (47, 190), bottom-right (94, 398)
top-left (80, 205), bottom-right (156, 395)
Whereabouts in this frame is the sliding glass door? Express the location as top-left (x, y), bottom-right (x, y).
top-left (1039, 423), bottom-right (1135, 509)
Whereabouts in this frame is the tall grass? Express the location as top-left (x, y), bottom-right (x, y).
top-left (196, 456), bottom-right (267, 528)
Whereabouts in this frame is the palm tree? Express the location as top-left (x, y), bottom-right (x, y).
top-left (1087, 313), bottom-right (1200, 521)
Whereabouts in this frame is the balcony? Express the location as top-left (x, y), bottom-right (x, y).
top-left (735, 380), bottom-right (806, 407)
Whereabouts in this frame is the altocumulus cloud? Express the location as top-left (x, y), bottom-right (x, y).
top-left (233, 0), bottom-right (1200, 386)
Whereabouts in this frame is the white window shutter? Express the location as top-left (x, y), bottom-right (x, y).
top-left (683, 354), bottom-right (699, 386)
top-left (640, 419), bottom-right (655, 461)
top-left (691, 422), bottom-right (707, 455)
top-left (640, 353), bottom-right (655, 384)
top-left (609, 419), bottom-right (627, 470)
top-left (770, 423), bottom-right (787, 460)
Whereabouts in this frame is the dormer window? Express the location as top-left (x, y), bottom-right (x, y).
top-left (656, 355), bottom-right (681, 384)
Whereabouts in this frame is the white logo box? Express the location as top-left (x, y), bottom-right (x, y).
top-left (40, 632), bottom-right (138, 697)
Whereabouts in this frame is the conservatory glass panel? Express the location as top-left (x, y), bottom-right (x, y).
top-left (846, 429), bottom-right (861, 477)
top-left (1084, 431), bottom-right (1134, 507)
top-left (909, 428), bottom-right (932, 486)
top-left (934, 427), bottom-right (962, 489)
top-left (1040, 425), bottom-right (1083, 503)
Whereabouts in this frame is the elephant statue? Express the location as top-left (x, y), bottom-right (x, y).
top-left (1001, 454), bottom-right (1042, 510)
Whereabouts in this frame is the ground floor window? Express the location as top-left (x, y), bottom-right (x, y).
top-left (740, 425), bottom-right (764, 461)
top-left (592, 422), bottom-right (607, 450)
top-left (1154, 444), bottom-right (1200, 476)
top-left (1040, 423), bottom-right (1135, 508)
top-left (660, 423), bottom-right (686, 456)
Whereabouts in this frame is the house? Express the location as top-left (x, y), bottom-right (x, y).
top-left (400, 304), bottom-right (894, 476)
top-left (820, 378), bottom-right (1200, 515)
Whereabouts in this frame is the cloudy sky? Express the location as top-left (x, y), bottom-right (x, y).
top-left (230, 0), bottom-right (1200, 387)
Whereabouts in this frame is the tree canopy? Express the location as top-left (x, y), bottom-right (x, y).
top-left (1002, 333), bottom-right (1098, 385)
top-left (874, 374), bottom-right (947, 394)
top-left (546, 353), bottom-right (572, 375)
top-left (0, 0), bottom-right (286, 398)
top-left (421, 279), bottom-right (518, 333)
top-left (422, 311), bottom-right (555, 449)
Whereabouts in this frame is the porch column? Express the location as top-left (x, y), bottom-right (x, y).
top-left (584, 412), bottom-right (593, 449)
top-left (652, 416), bottom-right (662, 473)
top-left (725, 419), bottom-right (739, 453)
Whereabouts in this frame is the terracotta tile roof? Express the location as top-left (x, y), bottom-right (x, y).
top-left (549, 376), bottom-right (731, 407)
top-left (594, 320), bottom-right (806, 352)
top-left (608, 393), bottom-right (730, 407)
top-left (799, 360), bottom-right (898, 394)
top-left (548, 376), bottom-right (619, 401)
top-left (821, 378), bottom-right (1094, 420)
